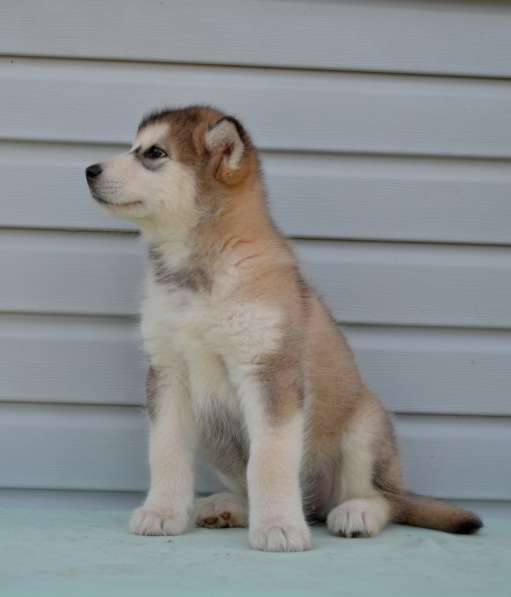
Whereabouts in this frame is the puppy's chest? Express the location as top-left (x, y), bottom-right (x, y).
top-left (142, 277), bottom-right (283, 366)
top-left (142, 280), bottom-right (239, 401)
top-left (143, 281), bottom-right (219, 352)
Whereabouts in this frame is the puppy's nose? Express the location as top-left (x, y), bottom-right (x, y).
top-left (86, 163), bottom-right (103, 180)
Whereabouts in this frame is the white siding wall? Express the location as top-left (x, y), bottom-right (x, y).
top-left (1, 0), bottom-right (510, 512)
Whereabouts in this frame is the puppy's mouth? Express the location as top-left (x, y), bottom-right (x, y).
top-left (92, 194), bottom-right (143, 209)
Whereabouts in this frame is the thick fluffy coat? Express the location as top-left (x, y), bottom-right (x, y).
top-left (85, 106), bottom-right (482, 551)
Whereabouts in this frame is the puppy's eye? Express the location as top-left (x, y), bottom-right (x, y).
top-left (144, 145), bottom-right (167, 160)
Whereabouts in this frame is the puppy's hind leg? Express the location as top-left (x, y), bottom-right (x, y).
top-left (327, 497), bottom-right (391, 539)
top-left (195, 492), bottom-right (248, 529)
top-left (327, 394), bottom-right (394, 538)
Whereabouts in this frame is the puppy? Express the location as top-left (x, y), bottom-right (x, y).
top-left (85, 105), bottom-right (482, 551)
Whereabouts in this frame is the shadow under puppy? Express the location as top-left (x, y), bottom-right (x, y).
top-left (85, 105), bottom-right (482, 551)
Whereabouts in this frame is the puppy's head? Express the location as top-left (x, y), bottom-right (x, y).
top-left (85, 105), bottom-right (257, 234)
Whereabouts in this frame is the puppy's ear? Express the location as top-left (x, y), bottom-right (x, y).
top-left (205, 116), bottom-right (249, 185)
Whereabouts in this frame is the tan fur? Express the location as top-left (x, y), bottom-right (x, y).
top-left (392, 495), bottom-right (483, 534)
top-left (86, 105), bottom-right (482, 551)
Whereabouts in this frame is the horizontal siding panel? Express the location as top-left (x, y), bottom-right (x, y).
top-left (0, 404), bottom-right (149, 492)
top-left (299, 242), bottom-right (511, 329)
top-left (0, 315), bottom-right (145, 406)
top-left (3, 143), bottom-right (511, 245)
top-left (0, 230), bottom-right (144, 316)
top-left (2, 230), bottom-right (511, 328)
top-left (346, 326), bottom-right (511, 416)
top-left (0, 142), bottom-right (135, 233)
top-left (398, 415), bottom-right (511, 500)
top-left (2, 59), bottom-right (511, 157)
top-left (0, 403), bottom-right (509, 499)
top-left (2, 315), bottom-right (511, 416)
top-left (1, 1), bottom-right (511, 78)
top-left (269, 154), bottom-right (511, 244)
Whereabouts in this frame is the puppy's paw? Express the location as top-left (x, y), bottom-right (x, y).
top-left (129, 507), bottom-right (189, 536)
top-left (249, 520), bottom-right (311, 552)
top-left (327, 497), bottom-right (390, 538)
top-left (195, 492), bottom-right (248, 529)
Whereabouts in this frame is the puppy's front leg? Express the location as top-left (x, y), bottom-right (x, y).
top-left (130, 366), bottom-right (197, 536)
top-left (240, 376), bottom-right (311, 552)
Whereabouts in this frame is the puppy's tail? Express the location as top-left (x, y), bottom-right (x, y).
top-left (391, 493), bottom-right (482, 534)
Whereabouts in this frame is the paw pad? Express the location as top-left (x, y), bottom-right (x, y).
top-left (195, 493), bottom-right (248, 529)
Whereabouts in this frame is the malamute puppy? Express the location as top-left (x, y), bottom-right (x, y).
top-left (85, 106), bottom-right (481, 551)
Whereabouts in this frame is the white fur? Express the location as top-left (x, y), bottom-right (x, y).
top-left (134, 123), bottom-right (169, 151)
top-left (327, 497), bottom-right (391, 538)
top-left (240, 385), bottom-right (311, 552)
top-left (139, 255), bottom-right (309, 550)
top-left (91, 122), bottom-right (200, 238)
top-left (142, 264), bottom-right (284, 371)
top-left (205, 119), bottom-right (244, 170)
top-left (324, 407), bottom-right (392, 538)
top-left (136, 238), bottom-right (298, 546)
top-left (130, 365), bottom-right (197, 536)
top-left (90, 121), bottom-right (311, 550)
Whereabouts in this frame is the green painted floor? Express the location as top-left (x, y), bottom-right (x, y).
top-left (1, 508), bottom-right (508, 597)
